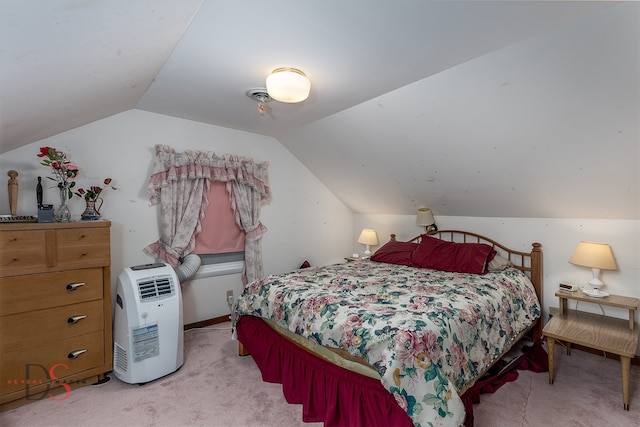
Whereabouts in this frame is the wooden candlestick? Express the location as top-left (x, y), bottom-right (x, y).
top-left (7, 170), bottom-right (19, 217)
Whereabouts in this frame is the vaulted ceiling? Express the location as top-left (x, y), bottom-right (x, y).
top-left (2, 1), bottom-right (638, 219)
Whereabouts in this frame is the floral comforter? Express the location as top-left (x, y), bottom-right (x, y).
top-left (233, 260), bottom-right (540, 427)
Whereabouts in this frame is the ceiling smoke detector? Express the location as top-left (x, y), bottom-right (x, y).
top-left (246, 88), bottom-right (272, 103)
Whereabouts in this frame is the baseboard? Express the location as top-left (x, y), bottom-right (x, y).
top-left (184, 314), bottom-right (230, 330)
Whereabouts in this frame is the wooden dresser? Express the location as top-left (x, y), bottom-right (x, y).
top-left (0, 221), bottom-right (112, 411)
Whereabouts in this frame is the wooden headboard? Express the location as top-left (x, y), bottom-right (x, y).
top-left (391, 230), bottom-right (543, 341)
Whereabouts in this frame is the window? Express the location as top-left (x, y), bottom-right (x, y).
top-left (192, 181), bottom-right (245, 278)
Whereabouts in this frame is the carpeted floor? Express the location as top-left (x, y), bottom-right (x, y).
top-left (1, 322), bottom-right (638, 427)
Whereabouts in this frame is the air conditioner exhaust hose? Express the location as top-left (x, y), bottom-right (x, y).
top-left (174, 254), bottom-right (202, 282)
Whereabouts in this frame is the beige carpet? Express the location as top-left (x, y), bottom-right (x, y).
top-left (1, 322), bottom-right (638, 427)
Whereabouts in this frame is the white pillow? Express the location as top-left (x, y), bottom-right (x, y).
top-left (488, 255), bottom-right (512, 271)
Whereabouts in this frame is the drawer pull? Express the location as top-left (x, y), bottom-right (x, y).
top-left (66, 282), bottom-right (86, 291)
top-left (68, 349), bottom-right (88, 360)
top-left (67, 315), bottom-right (88, 324)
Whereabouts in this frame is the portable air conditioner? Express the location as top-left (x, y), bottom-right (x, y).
top-left (113, 262), bottom-right (184, 384)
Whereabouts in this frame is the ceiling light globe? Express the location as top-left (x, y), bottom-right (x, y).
top-left (266, 68), bottom-right (310, 103)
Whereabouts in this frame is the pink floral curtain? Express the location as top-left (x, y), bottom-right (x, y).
top-left (144, 145), bottom-right (271, 284)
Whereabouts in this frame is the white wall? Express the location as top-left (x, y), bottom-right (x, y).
top-left (0, 109), bottom-right (354, 324)
top-left (355, 214), bottom-right (640, 354)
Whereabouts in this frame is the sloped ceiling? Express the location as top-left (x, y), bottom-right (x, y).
top-left (0, 0), bottom-right (204, 151)
top-left (1, 1), bottom-right (638, 219)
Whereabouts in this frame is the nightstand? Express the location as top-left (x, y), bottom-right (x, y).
top-left (344, 256), bottom-right (362, 262)
top-left (543, 290), bottom-right (639, 410)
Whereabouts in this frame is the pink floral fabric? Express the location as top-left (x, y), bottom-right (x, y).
top-left (234, 260), bottom-right (540, 427)
top-left (145, 145), bottom-right (271, 283)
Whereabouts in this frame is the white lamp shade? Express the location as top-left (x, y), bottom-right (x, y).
top-left (568, 242), bottom-right (617, 270)
top-left (416, 208), bottom-right (435, 226)
top-left (266, 68), bottom-right (310, 103)
top-left (357, 229), bottom-right (379, 246)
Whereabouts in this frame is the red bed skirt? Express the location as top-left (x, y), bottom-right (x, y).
top-left (236, 316), bottom-right (413, 427)
top-left (236, 316), bottom-right (547, 427)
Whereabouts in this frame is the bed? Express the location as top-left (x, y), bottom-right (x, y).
top-left (232, 230), bottom-right (543, 427)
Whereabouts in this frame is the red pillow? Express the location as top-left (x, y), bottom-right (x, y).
top-left (411, 235), bottom-right (496, 274)
top-left (370, 240), bottom-right (419, 266)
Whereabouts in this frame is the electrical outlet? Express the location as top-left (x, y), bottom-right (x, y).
top-left (226, 290), bottom-right (234, 306)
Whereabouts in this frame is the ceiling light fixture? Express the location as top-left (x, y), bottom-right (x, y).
top-left (265, 67), bottom-right (310, 103)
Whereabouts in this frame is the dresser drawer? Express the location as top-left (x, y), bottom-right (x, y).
top-left (0, 230), bottom-right (49, 275)
top-left (0, 330), bottom-right (105, 395)
top-left (0, 300), bottom-right (104, 351)
top-left (0, 226), bottom-right (110, 277)
top-left (0, 268), bottom-right (104, 316)
top-left (55, 228), bottom-right (110, 270)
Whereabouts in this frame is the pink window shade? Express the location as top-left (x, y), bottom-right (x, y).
top-left (193, 181), bottom-right (245, 254)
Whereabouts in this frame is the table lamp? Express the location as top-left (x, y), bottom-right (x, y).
top-left (416, 208), bottom-right (437, 234)
top-left (568, 241), bottom-right (617, 297)
top-left (357, 229), bottom-right (378, 258)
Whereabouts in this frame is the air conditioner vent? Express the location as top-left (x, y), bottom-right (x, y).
top-left (114, 342), bottom-right (128, 373)
top-left (137, 276), bottom-right (175, 302)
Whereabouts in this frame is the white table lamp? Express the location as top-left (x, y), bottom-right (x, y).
top-left (568, 241), bottom-right (617, 297)
top-left (357, 229), bottom-right (378, 258)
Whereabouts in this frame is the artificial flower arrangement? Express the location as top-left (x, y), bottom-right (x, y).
top-left (37, 146), bottom-right (79, 198)
top-left (74, 178), bottom-right (116, 202)
top-left (38, 146), bottom-right (117, 221)
top-left (38, 146), bottom-right (117, 200)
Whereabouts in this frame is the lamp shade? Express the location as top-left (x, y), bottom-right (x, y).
top-left (568, 242), bottom-right (617, 270)
top-left (265, 67), bottom-right (310, 103)
top-left (416, 208), bottom-right (435, 226)
top-left (357, 229), bottom-right (378, 246)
